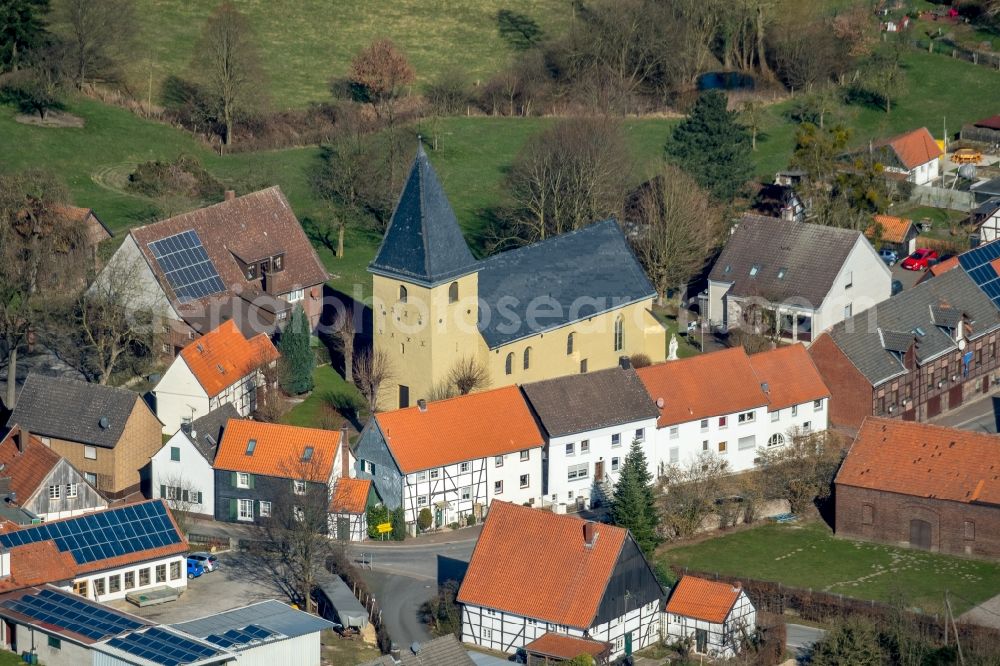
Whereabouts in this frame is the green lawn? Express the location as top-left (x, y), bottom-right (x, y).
top-left (0, 652), bottom-right (27, 666)
top-left (281, 365), bottom-right (366, 431)
top-left (133, 0), bottom-right (570, 108)
top-left (660, 522), bottom-right (1000, 615)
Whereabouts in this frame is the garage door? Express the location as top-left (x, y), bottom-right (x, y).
top-left (926, 396), bottom-right (942, 418)
top-left (910, 519), bottom-right (932, 550)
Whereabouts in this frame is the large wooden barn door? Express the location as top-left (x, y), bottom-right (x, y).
top-left (948, 385), bottom-right (963, 410)
top-left (910, 519), bottom-right (932, 550)
top-left (926, 396), bottom-right (942, 418)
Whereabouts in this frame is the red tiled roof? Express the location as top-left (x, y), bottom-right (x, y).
top-left (375, 386), bottom-right (544, 474)
top-left (836, 417), bottom-right (1000, 504)
top-left (129, 187), bottom-right (329, 308)
top-left (179, 320), bottom-right (278, 397)
top-left (874, 128), bottom-right (943, 171)
top-left (0, 426), bottom-right (61, 502)
top-left (0, 542), bottom-right (78, 593)
top-left (524, 632), bottom-right (611, 659)
top-left (637, 348), bottom-right (767, 427)
top-left (974, 115), bottom-right (1000, 131)
top-left (666, 576), bottom-right (742, 623)
top-left (214, 419), bottom-right (340, 481)
top-left (929, 255), bottom-right (960, 277)
top-left (330, 478), bottom-right (371, 514)
top-left (867, 215), bottom-right (915, 244)
top-left (748, 344), bottom-right (830, 412)
top-left (457, 502), bottom-right (627, 629)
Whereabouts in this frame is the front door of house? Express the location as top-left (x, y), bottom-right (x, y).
top-left (926, 396), bottom-right (942, 418)
top-left (910, 519), bottom-right (932, 550)
top-left (5, 620), bottom-right (15, 652)
top-left (595, 460), bottom-right (605, 482)
top-left (695, 628), bottom-right (708, 653)
top-left (902, 409), bottom-right (916, 421)
top-left (624, 630), bottom-right (633, 655)
top-left (337, 517), bottom-right (350, 542)
top-left (949, 385), bottom-right (963, 410)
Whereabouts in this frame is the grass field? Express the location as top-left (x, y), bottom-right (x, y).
top-left (281, 365), bottom-right (365, 431)
top-left (133, 0), bottom-right (569, 108)
top-left (659, 521), bottom-right (1000, 615)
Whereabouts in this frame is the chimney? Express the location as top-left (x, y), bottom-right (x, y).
top-left (340, 424), bottom-right (351, 478)
top-left (417, 399), bottom-right (427, 412)
top-left (224, 189), bottom-right (236, 201)
top-left (619, 355), bottom-right (631, 370)
top-left (14, 427), bottom-right (28, 453)
top-left (583, 521), bottom-right (597, 548)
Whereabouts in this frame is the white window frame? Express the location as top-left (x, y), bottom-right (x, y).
top-left (84, 445), bottom-right (97, 460)
top-left (520, 449), bottom-right (529, 461)
top-left (260, 500), bottom-right (272, 517)
top-left (635, 428), bottom-right (645, 442)
top-left (669, 426), bottom-right (679, 440)
top-left (520, 474), bottom-right (529, 488)
top-left (699, 419), bottom-right (709, 432)
top-left (287, 288), bottom-right (305, 302)
top-left (580, 440), bottom-right (589, 454)
top-left (611, 433), bottom-right (621, 448)
top-left (738, 435), bottom-right (756, 451)
top-left (669, 447), bottom-right (679, 464)
top-left (768, 433), bottom-right (785, 447)
top-left (460, 486), bottom-right (471, 501)
top-left (236, 472), bottom-right (250, 489)
top-left (417, 495), bottom-right (428, 507)
top-left (611, 457), bottom-right (620, 472)
top-left (565, 442), bottom-right (575, 456)
top-left (48, 485), bottom-right (61, 500)
top-left (293, 480), bottom-right (307, 495)
top-left (65, 483), bottom-right (78, 499)
top-left (567, 463), bottom-right (589, 482)
top-left (770, 410), bottom-right (780, 422)
top-left (813, 399), bottom-right (824, 411)
top-left (738, 411), bottom-right (755, 424)
top-left (430, 469), bottom-right (439, 479)
top-left (718, 416), bottom-right (728, 429)
top-left (494, 480), bottom-right (503, 495)
top-left (237, 499), bottom-right (254, 521)
top-left (459, 462), bottom-right (470, 473)
top-left (791, 405), bottom-right (798, 417)
top-left (495, 455), bottom-right (504, 468)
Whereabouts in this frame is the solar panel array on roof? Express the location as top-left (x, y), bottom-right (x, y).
top-left (148, 230), bottom-right (226, 303)
top-left (0, 502), bottom-right (180, 565)
top-left (107, 627), bottom-right (223, 666)
top-left (204, 623), bottom-right (278, 649)
top-left (959, 240), bottom-right (1000, 305)
top-left (1, 588), bottom-right (144, 641)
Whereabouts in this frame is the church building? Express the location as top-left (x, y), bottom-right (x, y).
top-left (369, 146), bottom-right (666, 410)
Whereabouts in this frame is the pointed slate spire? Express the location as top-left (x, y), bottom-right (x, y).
top-left (369, 141), bottom-right (477, 286)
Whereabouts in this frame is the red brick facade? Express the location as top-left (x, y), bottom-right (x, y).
top-left (808, 334), bottom-right (872, 430)
top-left (810, 331), bottom-right (1000, 431)
top-left (835, 484), bottom-right (1000, 558)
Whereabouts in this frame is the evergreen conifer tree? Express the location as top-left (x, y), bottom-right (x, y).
top-left (278, 304), bottom-right (315, 395)
top-left (666, 90), bottom-right (753, 203)
top-left (610, 439), bottom-right (661, 553)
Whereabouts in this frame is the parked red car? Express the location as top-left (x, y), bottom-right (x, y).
top-left (901, 248), bottom-right (939, 271)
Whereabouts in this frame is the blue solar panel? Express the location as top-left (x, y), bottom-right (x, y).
top-left (0, 502), bottom-right (181, 566)
top-left (203, 624), bottom-right (276, 650)
top-left (107, 627), bottom-right (222, 666)
top-left (1, 589), bottom-right (144, 641)
top-left (148, 230), bottom-right (226, 304)
top-left (955, 240), bottom-right (1000, 311)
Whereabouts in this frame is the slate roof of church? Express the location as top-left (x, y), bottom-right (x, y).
top-left (368, 145), bottom-right (478, 286)
top-left (368, 150), bottom-right (656, 348)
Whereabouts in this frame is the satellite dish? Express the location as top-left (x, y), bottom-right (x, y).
top-left (98, 416), bottom-right (110, 430)
top-left (958, 164), bottom-right (977, 180)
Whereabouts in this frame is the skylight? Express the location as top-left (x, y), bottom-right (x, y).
top-left (302, 446), bottom-right (314, 462)
top-left (777, 268), bottom-right (787, 279)
top-left (246, 439), bottom-right (257, 455)
top-left (750, 264), bottom-right (761, 277)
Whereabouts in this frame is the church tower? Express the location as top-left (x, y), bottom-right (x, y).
top-left (368, 145), bottom-right (482, 411)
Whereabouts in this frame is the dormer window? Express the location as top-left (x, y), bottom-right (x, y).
top-left (272, 254), bottom-right (284, 272)
top-left (246, 263), bottom-right (257, 280)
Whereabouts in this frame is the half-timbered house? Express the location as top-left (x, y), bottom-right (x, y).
top-left (353, 386), bottom-right (544, 529)
top-left (664, 576), bottom-right (756, 659)
top-left (329, 478), bottom-right (376, 541)
top-left (457, 501), bottom-right (666, 660)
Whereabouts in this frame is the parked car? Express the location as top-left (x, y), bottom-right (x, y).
top-left (879, 248), bottom-right (899, 266)
top-left (187, 560), bottom-right (205, 579)
top-left (892, 279), bottom-right (904, 296)
top-left (188, 552), bottom-right (219, 573)
top-left (901, 248), bottom-right (939, 271)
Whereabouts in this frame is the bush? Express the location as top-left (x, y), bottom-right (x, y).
top-left (465, 514), bottom-right (476, 527)
top-left (448, 522), bottom-right (460, 530)
top-left (390, 506), bottom-right (406, 541)
top-left (366, 504), bottom-right (389, 539)
top-left (127, 154), bottom-right (224, 200)
top-left (1, 78), bottom-right (65, 119)
top-left (417, 507), bottom-right (433, 532)
top-left (629, 353), bottom-right (651, 368)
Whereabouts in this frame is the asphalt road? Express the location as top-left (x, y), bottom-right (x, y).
top-left (349, 535), bottom-right (478, 650)
top-left (786, 623), bottom-right (826, 656)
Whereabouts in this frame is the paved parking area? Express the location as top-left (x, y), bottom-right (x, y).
top-left (107, 552), bottom-right (278, 624)
top-left (890, 262), bottom-right (926, 292)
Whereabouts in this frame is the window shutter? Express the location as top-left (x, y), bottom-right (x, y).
top-left (228, 499), bottom-right (237, 521)
top-left (159, 484), bottom-right (166, 499)
top-left (248, 474), bottom-right (255, 489)
top-left (182, 489), bottom-right (189, 502)
top-left (197, 491), bottom-right (203, 504)
top-left (231, 472), bottom-right (237, 487)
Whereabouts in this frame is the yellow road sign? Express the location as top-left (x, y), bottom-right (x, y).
top-left (377, 522), bottom-right (392, 534)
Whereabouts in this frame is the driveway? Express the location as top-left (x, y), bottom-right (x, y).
top-left (106, 552), bottom-right (275, 624)
top-left (890, 262), bottom-right (926, 292)
top-left (349, 531), bottom-right (478, 650)
top-left (960, 591), bottom-right (1000, 629)
top-left (787, 623), bottom-right (826, 659)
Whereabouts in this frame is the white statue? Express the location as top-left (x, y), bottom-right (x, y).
top-left (668, 334), bottom-right (679, 360)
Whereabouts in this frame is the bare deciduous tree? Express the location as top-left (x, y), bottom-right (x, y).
top-left (447, 356), bottom-right (490, 396)
top-left (498, 118), bottom-right (631, 248)
top-left (335, 304), bottom-right (356, 383)
top-left (0, 171), bottom-right (85, 408)
top-left (629, 165), bottom-right (723, 305)
top-left (657, 452), bottom-right (729, 539)
top-left (50, 0), bottom-right (138, 88)
top-left (353, 347), bottom-right (394, 413)
top-left (251, 348), bottom-right (284, 423)
top-left (191, 1), bottom-right (266, 149)
top-left (158, 472), bottom-right (204, 535)
top-left (348, 38), bottom-right (414, 125)
top-left (756, 428), bottom-right (846, 516)
top-left (243, 455), bottom-right (334, 609)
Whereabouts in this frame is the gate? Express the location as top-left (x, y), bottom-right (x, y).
top-left (948, 385), bottom-right (963, 410)
top-left (910, 519), bottom-right (932, 550)
top-left (926, 396), bottom-right (942, 418)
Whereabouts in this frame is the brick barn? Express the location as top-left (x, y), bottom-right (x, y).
top-left (835, 418), bottom-right (1000, 558)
